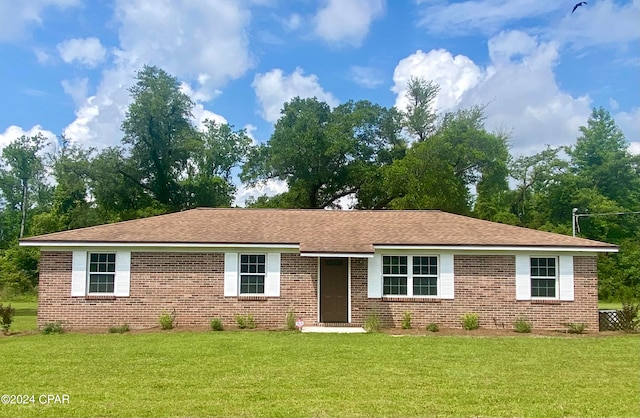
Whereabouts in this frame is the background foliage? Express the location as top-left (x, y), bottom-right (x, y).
top-left (0, 67), bottom-right (637, 301)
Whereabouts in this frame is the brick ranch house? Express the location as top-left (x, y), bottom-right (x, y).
top-left (20, 208), bottom-right (617, 331)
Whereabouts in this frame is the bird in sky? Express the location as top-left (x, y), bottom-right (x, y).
top-left (572, 2), bottom-right (588, 13)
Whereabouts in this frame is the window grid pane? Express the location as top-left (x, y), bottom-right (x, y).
top-left (531, 278), bottom-right (556, 298)
top-left (383, 276), bottom-right (407, 295)
top-left (89, 273), bottom-right (115, 293)
top-left (383, 256), bottom-right (407, 275)
top-left (240, 254), bottom-right (266, 294)
top-left (413, 276), bottom-right (437, 296)
top-left (240, 275), bottom-right (265, 294)
top-left (88, 253), bottom-right (116, 293)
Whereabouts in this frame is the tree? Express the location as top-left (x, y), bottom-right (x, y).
top-left (0, 134), bottom-right (49, 238)
top-left (568, 107), bottom-right (640, 207)
top-left (402, 77), bottom-right (440, 142)
top-left (380, 106), bottom-right (509, 214)
top-left (242, 97), bottom-right (404, 208)
top-left (120, 65), bottom-right (198, 211)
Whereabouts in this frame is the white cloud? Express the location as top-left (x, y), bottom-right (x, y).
top-left (252, 68), bottom-right (339, 123)
top-left (33, 48), bottom-right (52, 64)
top-left (63, 0), bottom-right (252, 149)
top-left (350, 66), bottom-right (384, 89)
top-left (392, 49), bottom-right (483, 113)
top-left (313, 0), bottom-right (385, 46)
top-left (552, 1), bottom-right (640, 49)
top-left (57, 37), bottom-right (107, 67)
top-left (0, 125), bottom-right (57, 154)
top-left (61, 78), bottom-right (89, 107)
top-left (0, 0), bottom-right (80, 42)
top-left (391, 31), bottom-right (595, 156)
top-left (114, 0), bottom-right (252, 97)
top-left (234, 179), bottom-right (289, 207)
top-left (284, 13), bottom-right (302, 31)
top-left (416, 0), bottom-right (559, 36)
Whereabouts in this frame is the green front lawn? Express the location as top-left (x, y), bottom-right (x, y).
top-left (1, 301), bottom-right (37, 333)
top-left (1, 330), bottom-right (638, 417)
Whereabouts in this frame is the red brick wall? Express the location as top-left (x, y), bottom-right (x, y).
top-left (38, 251), bottom-right (318, 330)
top-left (352, 255), bottom-right (598, 331)
top-left (38, 251), bottom-right (598, 332)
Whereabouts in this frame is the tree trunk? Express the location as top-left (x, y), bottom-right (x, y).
top-left (19, 178), bottom-right (28, 238)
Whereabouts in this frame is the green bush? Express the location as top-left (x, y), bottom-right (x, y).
top-left (566, 322), bottom-right (586, 334)
top-left (210, 318), bottom-right (224, 331)
top-left (401, 311), bottom-right (412, 329)
top-left (364, 313), bottom-right (381, 333)
top-left (108, 324), bottom-right (130, 334)
top-left (247, 314), bottom-right (256, 329)
top-left (159, 311), bottom-right (175, 330)
top-left (461, 313), bottom-right (479, 330)
top-left (426, 323), bottom-right (439, 332)
top-left (618, 303), bottom-right (640, 332)
top-left (42, 322), bottom-right (63, 334)
top-left (514, 316), bottom-right (532, 333)
top-left (0, 303), bottom-right (16, 335)
top-left (235, 315), bottom-right (247, 329)
top-left (286, 309), bottom-right (296, 331)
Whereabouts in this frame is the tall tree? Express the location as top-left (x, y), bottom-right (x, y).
top-left (402, 77), bottom-right (440, 142)
top-left (120, 65), bottom-right (198, 211)
top-left (0, 134), bottom-right (49, 238)
top-left (568, 107), bottom-right (639, 207)
top-left (242, 97), bottom-right (404, 208)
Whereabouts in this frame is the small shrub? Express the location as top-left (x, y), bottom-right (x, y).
top-left (514, 316), bottom-right (532, 333)
top-left (286, 309), bottom-right (296, 331)
top-left (235, 315), bottom-right (247, 329)
top-left (566, 322), bottom-right (586, 334)
top-left (426, 323), bottom-right (439, 332)
top-left (0, 303), bottom-right (16, 335)
top-left (364, 312), bottom-right (381, 333)
top-left (461, 312), bottom-right (479, 330)
top-left (108, 324), bottom-right (130, 334)
top-left (247, 314), bottom-right (256, 329)
top-left (210, 318), bottom-right (224, 331)
top-left (42, 322), bottom-right (64, 334)
top-left (159, 311), bottom-right (175, 330)
top-left (401, 311), bottom-right (412, 329)
top-left (618, 303), bottom-right (640, 332)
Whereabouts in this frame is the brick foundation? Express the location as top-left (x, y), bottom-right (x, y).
top-left (38, 251), bottom-right (598, 332)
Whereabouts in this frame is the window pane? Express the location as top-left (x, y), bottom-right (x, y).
top-left (240, 275), bottom-right (265, 294)
top-left (89, 273), bottom-right (115, 293)
top-left (531, 258), bottom-right (556, 278)
top-left (414, 277), bottom-right (437, 296)
top-left (531, 278), bottom-right (556, 297)
top-left (383, 276), bottom-right (407, 295)
top-left (413, 256), bottom-right (437, 276)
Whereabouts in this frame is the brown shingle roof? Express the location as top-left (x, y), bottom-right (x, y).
top-left (20, 208), bottom-right (617, 253)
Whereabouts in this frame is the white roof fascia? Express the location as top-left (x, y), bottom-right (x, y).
top-left (373, 245), bottom-right (618, 253)
top-left (300, 252), bottom-right (374, 258)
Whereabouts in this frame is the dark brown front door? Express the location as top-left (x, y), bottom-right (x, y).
top-left (320, 258), bottom-right (349, 323)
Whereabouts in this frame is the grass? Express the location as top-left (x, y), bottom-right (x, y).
top-left (599, 301), bottom-right (623, 310)
top-left (0, 331), bottom-right (638, 417)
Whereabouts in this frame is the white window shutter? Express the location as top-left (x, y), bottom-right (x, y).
top-left (440, 254), bottom-right (455, 299)
top-left (71, 251), bottom-right (87, 296)
top-left (265, 253), bottom-right (281, 297)
top-left (114, 251), bottom-right (131, 297)
top-left (559, 255), bottom-right (574, 301)
top-left (515, 255), bottom-right (531, 300)
top-left (367, 253), bottom-right (382, 298)
top-left (224, 253), bottom-right (238, 297)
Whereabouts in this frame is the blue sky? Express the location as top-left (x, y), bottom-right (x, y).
top-left (0, 0), bottom-right (638, 202)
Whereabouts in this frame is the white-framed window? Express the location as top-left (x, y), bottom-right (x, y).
top-left (382, 255), bottom-right (439, 297)
top-left (239, 254), bottom-right (266, 295)
top-left (530, 256), bottom-right (557, 298)
top-left (71, 250), bottom-right (131, 297)
top-left (224, 252), bottom-right (281, 297)
top-left (88, 253), bottom-right (116, 294)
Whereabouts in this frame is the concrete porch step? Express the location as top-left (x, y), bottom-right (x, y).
top-left (301, 326), bottom-right (366, 333)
